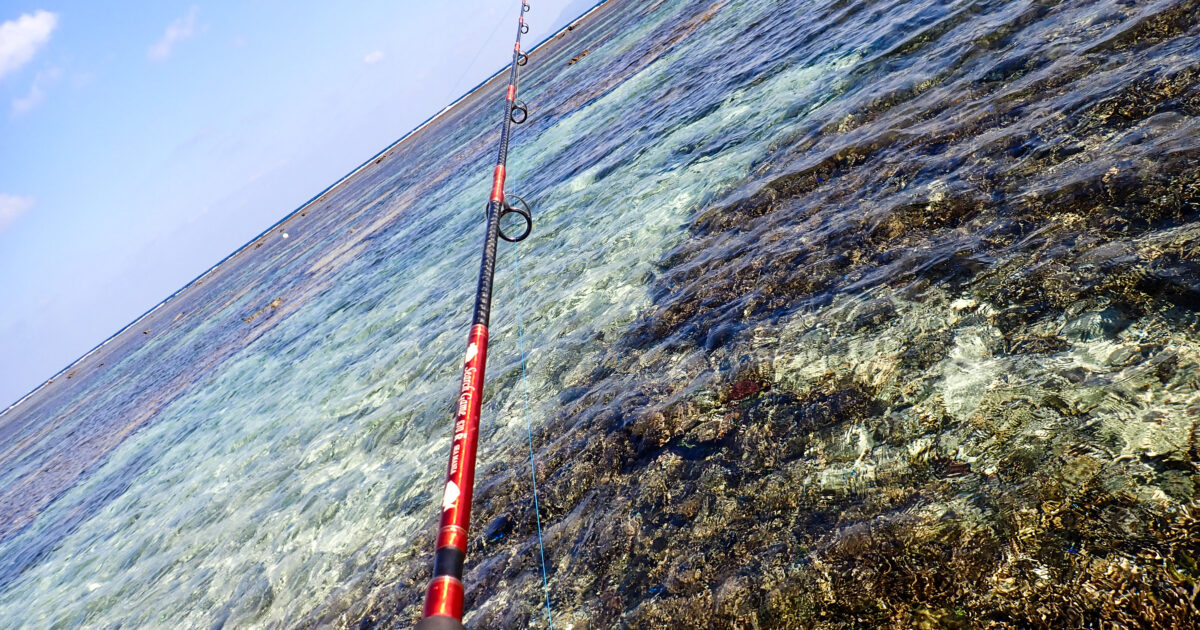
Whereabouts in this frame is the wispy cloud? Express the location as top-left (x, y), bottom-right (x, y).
top-left (0, 10), bottom-right (57, 81)
top-left (363, 50), bottom-right (384, 65)
top-left (12, 79), bottom-right (43, 114)
top-left (0, 194), bottom-right (34, 234)
top-left (148, 7), bottom-right (199, 62)
top-left (11, 66), bottom-right (60, 115)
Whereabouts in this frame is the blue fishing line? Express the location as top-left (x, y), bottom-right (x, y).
top-left (512, 246), bottom-right (554, 629)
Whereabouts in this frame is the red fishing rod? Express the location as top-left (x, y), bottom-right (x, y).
top-left (415, 3), bottom-right (534, 629)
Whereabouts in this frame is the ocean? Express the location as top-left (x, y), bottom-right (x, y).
top-left (1, 0), bottom-right (1198, 627)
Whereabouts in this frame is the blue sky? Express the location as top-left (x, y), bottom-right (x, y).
top-left (0, 0), bottom-right (595, 407)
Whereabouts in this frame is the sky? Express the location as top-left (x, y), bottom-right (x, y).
top-left (0, 0), bottom-right (599, 408)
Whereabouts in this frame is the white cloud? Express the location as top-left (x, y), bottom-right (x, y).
top-left (363, 50), bottom-right (384, 65)
top-left (0, 10), bottom-right (57, 81)
top-left (0, 194), bottom-right (34, 233)
top-left (148, 7), bottom-right (198, 61)
top-left (11, 66), bottom-right (59, 115)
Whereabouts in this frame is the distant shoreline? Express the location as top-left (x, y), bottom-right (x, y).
top-left (0, 0), bottom-right (612, 418)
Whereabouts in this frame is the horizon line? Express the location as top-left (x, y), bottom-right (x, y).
top-left (1, 0), bottom-right (611, 417)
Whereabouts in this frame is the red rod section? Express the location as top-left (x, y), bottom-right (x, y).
top-left (489, 165), bottom-right (506, 203)
top-left (416, 3), bottom-right (531, 629)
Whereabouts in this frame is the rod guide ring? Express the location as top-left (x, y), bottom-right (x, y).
top-left (498, 194), bottom-right (532, 243)
top-left (511, 100), bottom-right (529, 124)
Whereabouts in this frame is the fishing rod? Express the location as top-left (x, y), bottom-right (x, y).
top-left (415, 3), bottom-right (534, 629)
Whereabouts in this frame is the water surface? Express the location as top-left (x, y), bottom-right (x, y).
top-left (1, 0), bottom-right (1198, 628)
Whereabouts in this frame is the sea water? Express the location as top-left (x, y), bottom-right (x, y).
top-left (1, 0), bottom-right (1197, 627)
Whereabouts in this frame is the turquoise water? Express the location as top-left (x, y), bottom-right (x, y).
top-left (2, 0), bottom-right (1199, 627)
top-left (0, 1), bottom-right (870, 626)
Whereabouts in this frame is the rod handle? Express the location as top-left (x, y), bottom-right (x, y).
top-left (415, 616), bottom-right (467, 630)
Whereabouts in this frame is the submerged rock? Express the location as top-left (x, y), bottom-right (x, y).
top-left (333, 0), bottom-right (1200, 627)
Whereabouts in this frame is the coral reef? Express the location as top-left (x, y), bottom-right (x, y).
top-left (335, 0), bottom-right (1200, 627)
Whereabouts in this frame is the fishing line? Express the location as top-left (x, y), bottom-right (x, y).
top-left (513, 246), bottom-right (555, 629)
top-left (442, 9), bottom-right (512, 108)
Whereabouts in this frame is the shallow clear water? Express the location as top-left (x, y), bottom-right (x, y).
top-left (2, 0), bottom-right (1198, 628)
